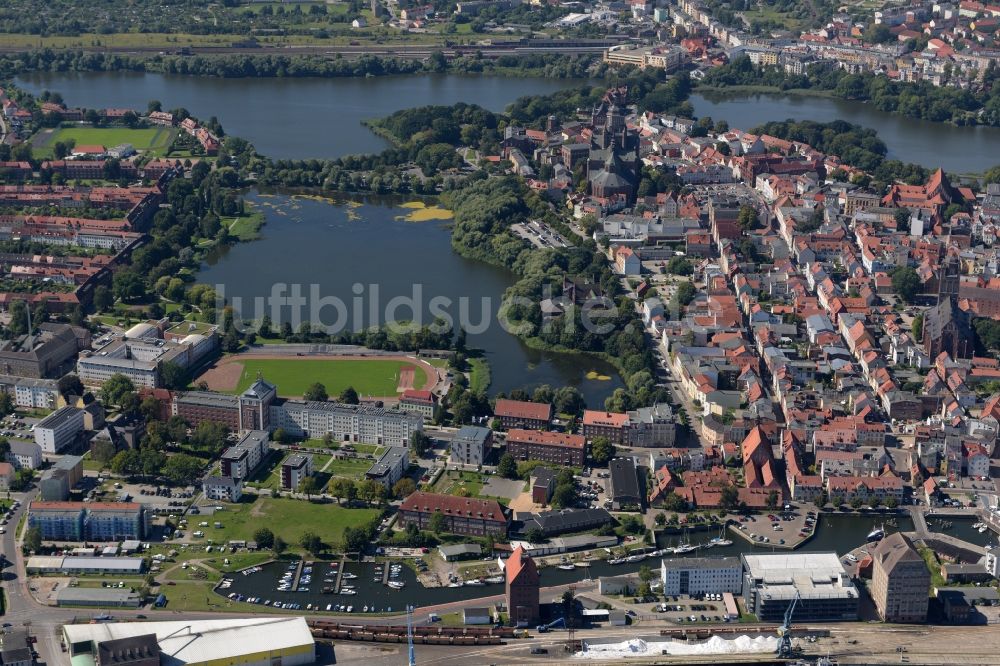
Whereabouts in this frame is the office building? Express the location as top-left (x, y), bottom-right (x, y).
top-left (741, 552), bottom-right (859, 622)
top-left (281, 454), bottom-right (313, 490)
top-left (505, 429), bottom-right (585, 467)
top-left (505, 545), bottom-right (540, 627)
top-left (34, 406), bottom-right (85, 453)
top-left (870, 533), bottom-right (930, 623)
top-left (450, 425), bottom-right (492, 466)
top-left (365, 446), bottom-right (409, 489)
top-left (660, 557), bottom-right (742, 596)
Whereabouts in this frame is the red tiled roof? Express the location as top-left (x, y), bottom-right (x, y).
top-left (494, 399), bottom-right (552, 421)
top-left (506, 429), bottom-right (585, 450)
top-left (506, 545), bottom-right (539, 584)
top-left (401, 389), bottom-right (435, 403)
top-left (399, 492), bottom-right (506, 523)
top-left (582, 410), bottom-right (630, 428)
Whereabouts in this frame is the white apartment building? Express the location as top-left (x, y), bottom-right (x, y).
top-left (271, 401), bottom-right (423, 446)
top-left (34, 406), bottom-right (86, 454)
top-left (220, 430), bottom-right (269, 480)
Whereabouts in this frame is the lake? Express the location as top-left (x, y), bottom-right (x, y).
top-left (690, 90), bottom-right (1000, 174)
top-left (199, 191), bottom-right (624, 403)
top-left (16, 72), bottom-right (999, 172)
top-left (15, 71), bottom-right (585, 159)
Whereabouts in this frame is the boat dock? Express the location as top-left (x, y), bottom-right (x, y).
top-left (333, 556), bottom-right (346, 593)
top-left (290, 560), bottom-right (304, 592)
top-left (381, 564), bottom-right (391, 586)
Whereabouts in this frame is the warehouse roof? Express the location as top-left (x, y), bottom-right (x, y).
top-left (62, 617), bottom-right (314, 665)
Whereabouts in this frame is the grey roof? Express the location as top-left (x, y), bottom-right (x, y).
top-left (203, 476), bottom-right (241, 491)
top-left (0, 630), bottom-right (31, 665)
top-left (97, 634), bottom-right (159, 665)
top-left (55, 587), bottom-right (142, 605)
top-left (439, 543), bottom-right (482, 557)
top-left (367, 446), bottom-right (408, 478)
top-left (9, 440), bottom-right (41, 456)
top-left (609, 458), bottom-right (640, 501)
top-left (36, 405), bottom-right (82, 430)
top-left (283, 454), bottom-right (310, 470)
top-left (54, 455), bottom-right (83, 471)
top-left (242, 377), bottom-right (276, 399)
top-left (660, 556), bottom-right (741, 572)
top-left (175, 391), bottom-right (239, 409)
top-left (454, 425), bottom-right (491, 445)
top-left (530, 508), bottom-right (612, 535)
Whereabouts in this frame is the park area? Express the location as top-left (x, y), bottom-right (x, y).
top-left (195, 353), bottom-right (440, 399)
top-left (31, 125), bottom-right (177, 158)
top-left (198, 496), bottom-right (380, 549)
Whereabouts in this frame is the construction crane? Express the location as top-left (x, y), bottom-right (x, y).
top-left (406, 605), bottom-right (415, 666)
top-left (776, 590), bottom-right (801, 658)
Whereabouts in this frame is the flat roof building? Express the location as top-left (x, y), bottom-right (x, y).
top-left (55, 587), bottom-right (143, 608)
top-left (660, 556), bottom-right (742, 596)
top-left (34, 406), bottom-right (85, 453)
top-left (741, 552), bottom-right (859, 622)
top-left (609, 457), bottom-right (642, 509)
top-left (450, 425), bottom-right (492, 467)
top-left (365, 446), bottom-right (409, 489)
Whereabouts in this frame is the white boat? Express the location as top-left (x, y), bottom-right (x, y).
top-left (342, 573), bottom-right (358, 579)
top-left (484, 575), bottom-right (504, 584)
top-left (574, 562), bottom-right (589, 568)
top-left (347, 606), bottom-right (353, 613)
top-left (464, 579), bottom-right (484, 586)
top-left (674, 544), bottom-right (696, 554)
top-left (325, 604), bottom-right (332, 611)
top-left (708, 537), bottom-right (733, 547)
top-left (448, 582), bottom-right (462, 588)
top-left (363, 605), bottom-right (369, 612)
top-left (557, 564), bottom-right (575, 570)
top-left (867, 524), bottom-right (885, 542)
top-left (339, 589), bottom-right (357, 596)
top-left (979, 525), bottom-right (988, 533)
top-left (388, 581), bottom-right (405, 589)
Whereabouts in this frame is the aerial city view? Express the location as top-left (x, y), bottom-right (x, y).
top-left (2, 0), bottom-right (1000, 665)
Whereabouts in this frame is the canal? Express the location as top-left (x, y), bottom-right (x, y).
top-left (217, 511), bottom-right (990, 613)
top-left (15, 71), bottom-right (588, 159)
top-left (198, 191), bottom-right (624, 403)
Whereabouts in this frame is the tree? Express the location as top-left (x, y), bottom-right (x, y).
top-left (162, 454), bottom-right (204, 486)
top-left (525, 526), bottom-right (545, 543)
top-left (886, 496), bottom-right (899, 509)
top-left (299, 531), bottom-right (324, 555)
top-left (160, 361), bottom-right (188, 391)
top-left (497, 453), bottom-right (518, 479)
top-left (101, 374), bottom-right (136, 407)
top-left (766, 490), bottom-right (779, 510)
top-left (0, 437), bottom-right (9, 463)
top-left (663, 492), bottom-right (687, 512)
top-left (911, 313), bottom-right (924, 341)
top-left (891, 266), bottom-right (921, 304)
top-left (303, 382), bottom-right (328, 402)
top-left (666, 256), bottom-right (694, 276)
top-left (638, 564), bottom-right (653, 586)
top-left (393, 477), bottom-right (416, 498)
top-left (654, 512), bottom-right (667, 526)
top-left (58, 374), bottom-right (84, 399)
top-left (0, 393), bottom-right (13, 418)
top-left (850, 496), bottom-right (865, 510)
top-left (93, 285), bottom-right (113, 312)
top-left (298, 476), bottom-right (320, 498)
top-left (410, 431), bottom-right (432, 457)
top-left (253, 527), bottom-right (275, 549)
top-left (720, 485), bottom-right (739, 510)
top-left (111, 449), bottom-right (141, 477)
top-left (341, 525), bottom-right (370, 554)
top-left (551, 482), bottom-right (577, 509)
top-left (429, 510), bottom-right (448, 534)
top-left (272, 536), bottom-right (287, 556)
top-left (339, 386), bottom-right (360, 404)
top-left (814, 491), bottom-right (828, 509)
top-left (24, 526), bottom-right (42, 553)
top-left (738, 205), bottom-right (759, 231)
top-left (590, 436), bottom-right (615, 465)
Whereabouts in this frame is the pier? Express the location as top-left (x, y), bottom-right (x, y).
top-left (333, 556), bottom-right (346, 593)
top-left (290, 560), bottom-right (304, 592)
top-left (381, 564), bottom-right (390, 586)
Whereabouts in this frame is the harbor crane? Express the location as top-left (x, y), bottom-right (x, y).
top-left (776, 590), bottom-right (801, 658)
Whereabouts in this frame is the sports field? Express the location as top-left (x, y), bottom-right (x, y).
top-left (32, 126), bottom-right (177, 158)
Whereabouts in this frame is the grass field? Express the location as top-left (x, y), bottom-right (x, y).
top-left (322, 457), bottom-right (373, 480)
top-left (231, 358), bottom-right (426, 397)
top-left (433, 471), bottom-right (485, 497)
top-left (198, 496), bottom-right (379, 550)
top-left (33, 126), bottom-right (177, 158)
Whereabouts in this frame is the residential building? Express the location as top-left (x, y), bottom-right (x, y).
top-left (398, 491), bottom-right (509, 537)
top-left (271, 400), bottom-right (423, 446)
top-left (660, 557), bottom-right (742, 596)
top-left (28, 501), bottom-right (146, 541)
top-left (741, 553), bottom-right (859, 622)
top-left (627, 403), bottom-right (677, 447)
top-left (870, 533), bottom-right (930, 623)
top-left (493, 399), bottom-right (552, 430)
top-left (506, 545), bottom-right (540, 627)
top-left (0, 631), bottom-right (33, 666)
top-left (54, 454), bottom-right (84, 488)
top-left (365, 446), bottom-right (409, 489)
top-left (609, 457), bottom-right (642, 509)
top-left (202, 476), bottom-right (243, 503)
top-left (173, 391), bottom-right (241, 431)
top-left (39, 467), bottom-right (71, 501)
top-left (281, 454), bottom-right (313, 490)
top-left (530, 467), bottom-right (556, 504)
top-left (450, 425), bottom-right (493, 466)
top-left (0, 461), bottom-right (13, 491)
top-left (518, 507), bottom-right (614, 538)
top-left (582, 410), bottom-right (631, 444)
top-left (7, 440), bottom-right (42, 469)
top-left (399, 389), bottom-right (439, 421)
top-left (506, 429), bottom-right (585, 467)
top-left (11, 377), bottom-right (60, 409)
top-left (34, 406), bottom-right (85, 453)
top-left (220, 430), bottom-right (269, 480)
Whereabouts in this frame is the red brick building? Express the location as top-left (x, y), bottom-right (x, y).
top-left (493, 399), bottom-right (552, 430)
top-left (505, 429), bottom-right (586, 467)
top-left (582, 409), bottom-right (630, 444)
top-left (505, 545), bottom-right (540, 626)
top-left (398, 492), bottom-right (508, 537)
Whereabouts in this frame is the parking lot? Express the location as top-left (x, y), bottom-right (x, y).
top-left (648, 593), bottom-right (734, 624)
top-left (732, 507), bottom-right (816, 548)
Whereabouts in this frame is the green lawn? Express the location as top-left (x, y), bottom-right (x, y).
top-left (322, 457), bottom-right (372, 480)
top-left (224, 211), bottom-right (266, 241)
top-left (198, 496), bottom-right (380, 550)
top-left (468, 357), bottom-right (491, 395)
top-left (434, 470), bottom-right (484, 497)
top-left (33, 126), bottom-right (177, 158)
top-left (229, 358), bottom-right (428, 398)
